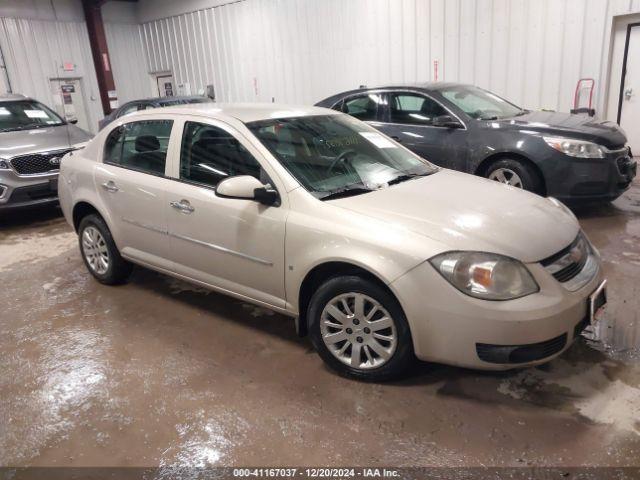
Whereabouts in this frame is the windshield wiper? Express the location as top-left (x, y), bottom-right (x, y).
top-left (320, 185), bottom-right (375, 201)
top-left (387, 172), bottom-right (431, 186)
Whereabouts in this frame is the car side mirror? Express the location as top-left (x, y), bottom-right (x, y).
top-left (433, 115), bottom-right (462, 129)
top-left (216, 175), bottom-right (279, 206)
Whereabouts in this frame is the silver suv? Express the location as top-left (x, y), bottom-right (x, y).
top-left (0, 94), bottom-right (92, 210)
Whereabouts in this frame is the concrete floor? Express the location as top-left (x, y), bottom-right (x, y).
top-left (1, 181), bottom-right (639, 470)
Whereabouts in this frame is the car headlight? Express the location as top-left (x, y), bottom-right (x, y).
top-left (430, 252), bottom-right (539, 300)
top-left (543, 136), bottom-right (605, 158)
top-left (0, 159), bottom-right (9, 169)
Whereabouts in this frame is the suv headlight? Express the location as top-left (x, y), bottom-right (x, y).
top-left (0, 159), bottom-right (9, 169)
top-left (430, 252), bottom-right (539, 300)
top-left (543, 136), bottom-right (605, 158)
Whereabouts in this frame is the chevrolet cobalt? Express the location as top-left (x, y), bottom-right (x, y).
top-left (59, 104), bottom-right (606, 380)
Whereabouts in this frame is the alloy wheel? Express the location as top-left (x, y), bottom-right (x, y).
top-left (81, 226), bottom-right (110, 275)
top-left (320, 292), bottom-right (397, 369)
top-left (488, 167), bottom-right (523, 188)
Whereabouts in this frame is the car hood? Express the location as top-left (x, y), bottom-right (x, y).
top-left (330, 170), bottom-right (579, 263)
top-left (492, 110), bottom-right (626, 149)
top-left (0, 124), bottom-right (92, 159)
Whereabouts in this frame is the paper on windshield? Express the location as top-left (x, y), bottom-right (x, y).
top-left (24, 110), bottom-right (48, 119)
top-left (359, 132), bottom-right (397, 149)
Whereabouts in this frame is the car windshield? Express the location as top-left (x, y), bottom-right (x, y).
top-left (440, 85), bottom-right (524, 120)
top-left (0, 100), bottom-right (65, 132)
top-left (248, 114), bottom-right (438, 199)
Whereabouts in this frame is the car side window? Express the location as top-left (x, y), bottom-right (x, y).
top-left (179, 121), bottom-right (264, 188)
top-left (117, 103), bottom-right (140, 117)
top-left (389, 93), bottom-right (447, 126)
top-left (342, 94), bottom-right (382, 121)
top-left (103, 120), bottom-right (173, 176)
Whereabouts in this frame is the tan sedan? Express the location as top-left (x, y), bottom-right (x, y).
top-left (58, 103), bottom-right (607, 380)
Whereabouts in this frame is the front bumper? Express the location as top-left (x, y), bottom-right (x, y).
top-left (543, 147), bottom-right (636, 204)
top-left (0, 169), bottom-right (59, 209)
top-left (390, 254), bottom-right (603, 370)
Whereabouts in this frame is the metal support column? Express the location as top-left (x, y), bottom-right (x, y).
top-left (82, 0), bottom-right (117, 115)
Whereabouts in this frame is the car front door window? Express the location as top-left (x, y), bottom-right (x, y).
top-left (342, 94), bottom-right (384, 122)
top-left (179, 121), bottom-right (265, 188)
top-left (389, 93), bottom-right (447, 126)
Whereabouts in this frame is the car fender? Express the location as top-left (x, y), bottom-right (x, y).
top-left (283, 194), bottom-right (441, 314)
top-left (468, 128), bottom-right (544, 174)
top-left (60, 153), bottom-right (118, 242)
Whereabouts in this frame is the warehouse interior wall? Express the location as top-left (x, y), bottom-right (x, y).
top-left (2, 0), bottom-right (640, 131)
top-left (0, 0), bottom-right (151, 132)
top-left (102, 1), bottom-right (153, 104)
top-left (138, 0), bottom-right (640, 120)
top-left (0, 0), bottom-right (104, 132)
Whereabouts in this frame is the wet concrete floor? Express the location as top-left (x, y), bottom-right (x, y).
top-left (1, 181), bottom-right (639, 469)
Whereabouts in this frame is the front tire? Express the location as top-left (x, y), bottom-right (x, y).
top-left (485, 158), bottom-right (543, 194)
top-left (78, 214), bottom-right (132, 285)
top-left (308, 275), bottom-right (414, 381)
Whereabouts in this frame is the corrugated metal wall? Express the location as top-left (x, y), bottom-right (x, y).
top-left (105, 22), bottom-right (153, 103)
top-left (0, 16), bottom-right (103, 131)
top-left (139, 0), bottom-right (640, 118)
top-left (0, 17), bottom-right (152, 132)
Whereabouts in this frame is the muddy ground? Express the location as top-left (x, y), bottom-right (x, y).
top-left (1, 181), bottom-right (639, 471)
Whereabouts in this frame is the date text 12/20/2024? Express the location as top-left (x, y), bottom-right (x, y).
top-left (232, 468), bottom-right (400, 478)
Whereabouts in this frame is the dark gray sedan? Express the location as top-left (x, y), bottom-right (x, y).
top-left (316, 83), bottom-right (636, 203)
top-left (98, 95), bottom-right (211, 131)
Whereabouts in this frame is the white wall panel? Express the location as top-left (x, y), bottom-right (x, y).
top-left (0, 17), bottom-right (102, 131)
top-left (105, 22), bottom-right (152, 104)
top-left (148, 0), bottom-right (638, 119)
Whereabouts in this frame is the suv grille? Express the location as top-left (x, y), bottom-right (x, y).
top-left (9, 150), bottom-right (70, 175)
top-left (542, 233), bottom-right (589, 284)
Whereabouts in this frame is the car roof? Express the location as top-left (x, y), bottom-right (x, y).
top-left (129, 95), bottom-right (210, 105)
top-left (135, 102), bottom-right (338, 123)
top-left (0, 93), bottom-right (31, 103)
top-left (315, 82), bottom-right (471, 106)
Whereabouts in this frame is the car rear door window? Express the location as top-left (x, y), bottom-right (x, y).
top-left (179, 121), bottom-right (263, 188)
top-left (103, 120), bottom-right (173, 175)
top-left (389, 93), bottom-right (447, 126)
top-left (342, 94), bottom-right (383, 121)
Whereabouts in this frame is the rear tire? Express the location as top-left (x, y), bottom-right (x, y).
top-left (78, 214), bottom-right (132, 285)
top-left (484, 158), bottom-right (543, 194)
top-left (308, 275), bottom-right (414, 381)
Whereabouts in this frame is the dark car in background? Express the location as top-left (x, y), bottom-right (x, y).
top-left (98, 95), bottom-right (212, 130)
top-left (316, 83), bottom-right (636, 203)
top-left (0, 94), bottom-right (92, 210)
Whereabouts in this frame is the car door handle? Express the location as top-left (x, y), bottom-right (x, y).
top-left (624, 88), bottom-right (633, 100)
top-left (101, 181), bottom-right (119, 193)
top-left (170, 199), bottom-right (195, 214)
